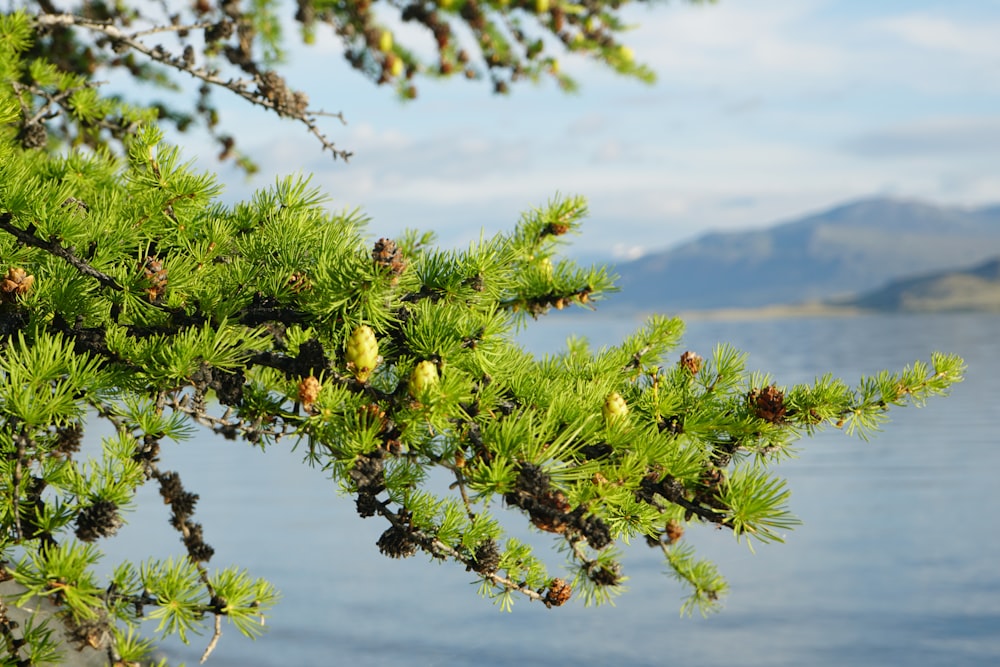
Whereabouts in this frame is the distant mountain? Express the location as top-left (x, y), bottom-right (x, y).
top-left (612, 198), bottom-right (1000, 310)
top-left (841, 256), bottom-right (1000, 313)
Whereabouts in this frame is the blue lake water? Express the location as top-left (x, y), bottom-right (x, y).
top-left (98, 312), bottom-right (1000, 666)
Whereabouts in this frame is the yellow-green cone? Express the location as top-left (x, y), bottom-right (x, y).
top-left (379, 30), bottom-right (393, 53)
top-left (602, 392), bottom-right (628, 425)
top-left (346, 325), bottom-right (379, 382)
top-left (409, 360), bottom-right (439, 399)
top-left (539, 257), bottom-right (554, 281)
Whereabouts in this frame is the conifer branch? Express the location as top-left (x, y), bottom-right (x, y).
top-left (164, 393), bottom-right (299, 443)
top-left (371, 497), bottom-right (547, 605)
top-left (31, 13), bottom-right (352, 161)
top-left (95, 398), bottom-right (228, 661)
top-left (638, 474), bottom-right (729, 527)
top-left (10, 79), bottom-right (105, 127)
top-left (0, 212), bottom-right (124, 291)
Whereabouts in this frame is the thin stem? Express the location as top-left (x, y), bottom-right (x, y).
top-left (32, 13), bottom-right (352, 161)
top-left (200, 614), bottom-right (222, 663)
top-left (10, 431), bottom-right (29, 542)
top-left (129, 20), bottom-right (216, 38)
top-left (451, 469), bottom-right (477, 521)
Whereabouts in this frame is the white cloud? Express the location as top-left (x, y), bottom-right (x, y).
top-left (628, 0), bottom-right (845, 84)
top-left (594, 140), bottom-right (623, 162)
top-left (350, 123), bottom-right (413, 151)
top-left (875, 14), bottom-right (1000, 59)
top-left (612, 244), bottom-right (646, 261)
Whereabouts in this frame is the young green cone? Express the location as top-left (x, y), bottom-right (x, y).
top-left (409, 360), bottom-right (439, 400)
top-left (602, 391), bottom-right (628, 425)
top-left (346, 325), bottom-right (379, 382)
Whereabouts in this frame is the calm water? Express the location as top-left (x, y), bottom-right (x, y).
top-left (99, 313), bottom-right (1000, 666)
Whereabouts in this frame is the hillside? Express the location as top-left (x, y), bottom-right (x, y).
top-left (842, 257), bottom-right (1000, 313)
top-left (611, 198), bottom-right (1000, 310)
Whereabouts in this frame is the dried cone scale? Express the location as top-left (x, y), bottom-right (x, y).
top-left (297, 376), bottom-right (321, 409)
top-left (1, 267), bottom-right (35, 302)
top-left (679, 350), bottom-right (703, 375)
top-left (346, 325), bottom-right (379, 382)
top-left (372, 238), bottom-right (407, 284)
top-left (750, 384), bottom-right (786, 424)
top-left (142, 256), bottom-right (168, 303)
top-left (544, 578), bottom-right (572, 607)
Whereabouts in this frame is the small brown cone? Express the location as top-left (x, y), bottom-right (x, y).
top-left (0, 267), bottom-right (34, 303)
top-left (298, 376), bottom-right (321, 409)
top-left (679, 351), bottom-right (702, 375)
top-left (749, 384), bottom-right (786, 424)
top-left (544, 578), bottom-right (572, 607)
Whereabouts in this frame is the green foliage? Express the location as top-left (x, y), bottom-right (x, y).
top-left (661, 540), bottom-right (728, 616)
top-left (0, 10), bottom-right (966, 666)
top-left (3, 613), bottom-right (64, 666)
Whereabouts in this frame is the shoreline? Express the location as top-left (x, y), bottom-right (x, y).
top-left (676, 302), bottom-right (868, 321)
top-left (596, 302), bottom-right (1000, 322)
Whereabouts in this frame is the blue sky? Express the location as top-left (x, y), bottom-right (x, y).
top-left (188, 0), bottom-right (1000, 261)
